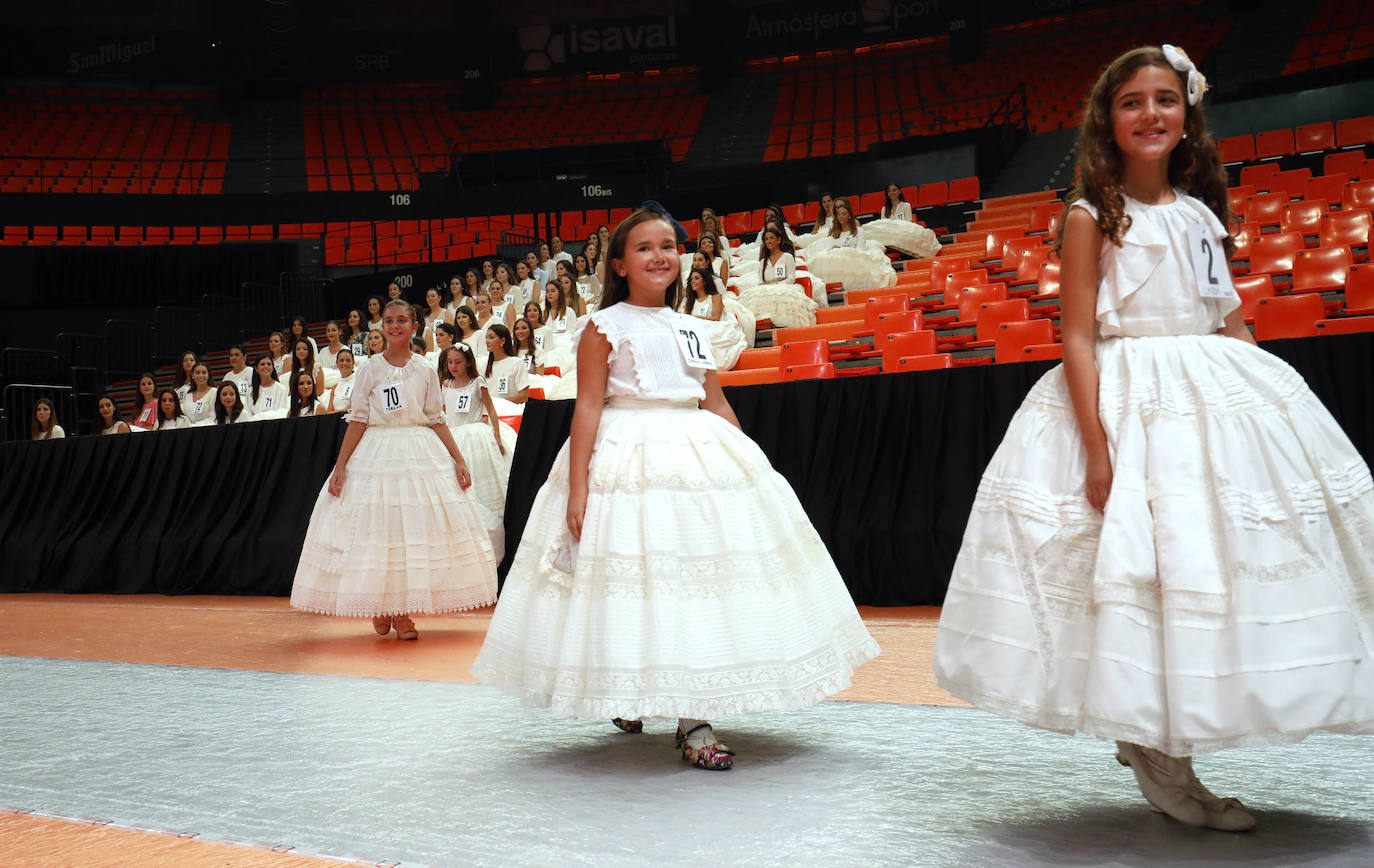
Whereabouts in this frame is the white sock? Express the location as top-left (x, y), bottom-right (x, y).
top-left (678, 718), bottom-right (710, 747)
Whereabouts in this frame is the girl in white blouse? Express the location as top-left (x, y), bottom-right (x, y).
top-left (422, 288), bottom-right (451, 352)
top-left (287, 370), bottom-right (324, 418)
top-left (284, 338), bottom-right (327, 395)
top-left (515, 260), bottom-right (538, 310)
top-left (266, 331), bottom-right (289, 377)
top-left (574, 253), bottom-right (602, 304)
top-left (882, 183), bottom-right (913, 221)
top-left (813, 192), bottom-right (836, 233)
top-left (213, 382), bottom-right (249, 424)
top-left (365, 295), bottom-right (384, 332)
top-left (828, 197), bottom-right (866, 248)
top-left (482, 324), bottom-right (530, 412)
top-left (181, 362), bottom-right (216, 425)
top-left (31, 398), bottom-right (64, 439)
top-left (326, 349), bottom-right (358, 414)
top-left (543, 281), bottom-right (577, 340)
top-left (96, 395), bottom-right (130, 435)
top-left (247, 354), bottom-right (288, 418)
top-left (489, 264), bottom-right (520, 331)
top-left (290, 299), bottom-right (497, 640)
top-left (172, 351), bottom-right (198, 399)
top-left (154, 389), bottom-right (190, 430)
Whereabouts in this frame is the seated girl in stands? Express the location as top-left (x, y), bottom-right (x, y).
top-left (365, 328), bottom-right (385, 358)
top-left (181, 362), bottom-right (217, 425)
top-left (422, 287), bottom-right (452, 351)
top-left (318, 321), bottom-right (346, 376)
top-left (439, 344), bottom-right (515, 545)
top-left (574, 253), bottom-right (601, 304)
top-left (95, 395), bottom-right (130, 435)
top-left (285, 338), bottom-right (327, 395)
top-left (584, 235), bottom-right (602, 283)
top-left (410, 335), bottom-right (428, 357)
top-left (213, 382), bottom-right (248, 424)
top-left (814, 192), bottom-right (836, 234)
top-left (290, 298), bottom-right (498, 641)
top-left (221, 345), bottom-right (254, 398)
top-left (549, 236), bottom-right (573, 271)
top-left (683, 265), bottom-right (747, 370)
top-left (933, 44), bottom-right (1374, 834)
top-left (453, 305), bottom-right (483, 357)
top-left (344, 309), bottom-right (368, 357)
top-left (737, 227), bottom-right (817, 328)
top-left (447, 275), bottom-right (468, 311)
top-left (472, 209), bottom-right (877, 770)
top-left (462, 268), bottom-right (482, 301)
top-left (366, 295), bottom-right (385, 332)
top-left (428, 321), bottom-right (457, 366)
top-left (287, 370), bottom-right (323, 418)
top-left (482, 323), bottom-right (530, 415)
top-left (172, 350), bottom-right (199, 399)
top-left (524, 251), bottom-right (546, 290)
top-left (754, 204), bottom-right (798, 244)
top-left (537, 241), bottom-right (557, 283)
top-left (526, 299), bottom-right (575, 376)
top-left (864, 183), bottom-right (942, 259)
top-left (326, 349), bottom-right (358, 414)
top-left (472, 290), bottom-right (502, 344)
top-left (805, 196), bottom-right (896, 293)
top-left (691, 249), bottom-right (755, 348)
top-left (288, 314), bottom-right (318, 357)
top-left (559, 273), bottom-right (586, 317)
top-left (130, 373), bottom-right (159, 431)
top-left (267, 331), bottom-right (290, 376)
top-left (480, 259), bottom-right (498, 292)
top-left (154, 389), bottom-right (189, 430)
top-left (247, 353), bottom-right (288, 419)
top-left (31, 398), bottom-right (64, 440)
top-left (511, 317), bottom-right (545, 376)
top-left (491, 263), bottom-right (520, 329)
top-left (700, 207), bottom-right (728, 255)
top-left (695, 233), bottom-right (729, 285)
top-left (515, 260), bottom-right (539, 308)
top-left (543, 280), bottom-right (576, 343)
top-left (386, 281), bottom-right (404, 302)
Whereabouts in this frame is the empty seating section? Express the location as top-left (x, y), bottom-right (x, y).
top-left (1284, 1), bottom-right (1374, 74)
top-left (305, 71), bottom-right (707, 192)
top-left (759, 0), bottom-right (1227, 162)
top-left (0, 86), bottom-right (227, 194)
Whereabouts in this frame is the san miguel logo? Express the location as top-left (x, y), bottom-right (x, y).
top-left (67, 34), bottom-right (158, 74)
top-left (520, 17), bottom-right (678, 72)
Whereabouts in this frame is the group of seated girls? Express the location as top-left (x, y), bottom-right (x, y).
top-left (691, 188), bottom-right (940, 337)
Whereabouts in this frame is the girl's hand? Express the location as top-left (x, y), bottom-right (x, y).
top-left (1085, 453), bottom-right (1113, 513)
top-left (328, 467), bottom-right (346, 497)
top-left (455, 461), bottom-right (472, 490)
top-left (493, 427), bottom-right (506, 455)
top-left (566, 487), bottom-right (587, 541)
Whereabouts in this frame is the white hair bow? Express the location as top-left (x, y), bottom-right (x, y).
top-left (1162, 44), bottom-right (1209, 106)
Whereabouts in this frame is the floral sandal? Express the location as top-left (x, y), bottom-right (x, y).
top-left (676, 724), bottom-right (734, 771)
top-left (393, 615), bottom-right (418, 641)
top-left (612, 718), bottom-right (643, 734)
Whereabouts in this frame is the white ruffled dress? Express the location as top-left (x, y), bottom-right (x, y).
top-left (691, 295), bottom-right (748, 370)
top-left (290, 354), bottom-right (499, 617)
top-left (863, 217), bottom-right (942, 259)
top-left (443, 378), bottom-right (517, 560)
top-left (804, 232), bottom-right (897, 293)
top-left (735, 253), bottom-right (819, 328)
top-left (933, 193), bottom-right (1374, 757)
top-left (472, 302), bottom-right (879, 719)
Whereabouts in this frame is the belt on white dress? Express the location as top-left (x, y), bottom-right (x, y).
top-left (606, 396), bottom-right (699, 410)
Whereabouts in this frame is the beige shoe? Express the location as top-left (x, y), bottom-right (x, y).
top-left (393, 615), bottom-right (418, 640)
top-left (1181, 767), bottom-right (1257, 832)
top-left (372, 616), bottom-right (393, 636)
top-left (1115, 742), bottom-right (1208, 827)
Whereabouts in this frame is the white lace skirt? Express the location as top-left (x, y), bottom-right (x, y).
top-left (472, 399), bottom-right (879, 720)
top-left (805, 245), bottom-right (898, 293)
top-left (290, 426), bottom-right (499, 616)
top-left (933, 334), bottom-right (1374, 756)
top-left (736, 282), bottom-right (818, 329)
top-left (863, 218), bottom-right (942, 258)
top-left (452, 419), bottom-right (517, 560)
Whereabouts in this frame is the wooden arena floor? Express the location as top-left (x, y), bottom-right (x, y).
top-left (0, 595), bottom-right (958, 867)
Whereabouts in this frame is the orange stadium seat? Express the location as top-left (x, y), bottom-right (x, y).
top-left (781, 363), bottom-right (835, 381)
top-left (881, 329), bottom-right (937, 372)
top-left (1295, 122), bottom-right (1335, 152)
top-left (994, 319), bottom-right (1054, 363)
top-left (1319, 209), bottom-right (1372, 253)
top-left (1342, 264), bottom-right (1374, 315)
top-left (1291, 246), bottom-right (1353, 294)
top-left (1254, 293), bottom-right (1325, 340)
top-left (1248, 232), bottom-right (1306, 275)
top-left (1233, 274), bottom-right (1276, 323)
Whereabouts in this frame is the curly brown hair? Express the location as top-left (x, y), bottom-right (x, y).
top-left (1057, 46), bottom-right (1233, 258)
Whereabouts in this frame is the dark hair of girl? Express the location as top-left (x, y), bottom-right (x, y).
top-left (31, 397), bottom-right (58, 439)
top-left (156, 388), bottom-right (185, 424)
top-left (511, 316), bottom-right (538, 364)
top-left (1057, 45), bottom-right (1232, 257)
top-left (287, 337), bottom-right (317, 379)
top-left (94, 393), bottom-right (123, 434)
top-left (815, 192), bottom-right (834, 228)
top-left (214, 382), bottom-right (245, 424)
top-left (344, 309), bottom-right (366, 342)
top-left (682, 266), bottom-right (720, 312)
top-left (439, 344), bottom-right (478, 385)
top-left (758, 228), bottom-right (795, 280)
top-left (597, 209), bottom-right (682, 311)
top-left (172, 350), bottom-right (199, 391)
top-left (251, 353), bottom-right (278, 403)
top-left (287, 370), bottom-right (317, 418)
top-left (483, 324), bottom-right (516, 378)
top-left (366, 296), bottom-right (385, 321)
top-left (454, 305), bottom-right (478, 336)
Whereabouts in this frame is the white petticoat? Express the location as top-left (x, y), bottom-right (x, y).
top-left (862, 218), bottom-right (942, 258)
top-left (736, 283), bottom-right (818, 328)
top-left (804, 245), bottom-right (897, 293)
top-left (471, 400), bottom-right (879, 720)
top-left (291, 426), bottom-right (499, 616)
top-left (452, 419), bottom-right (517, 561)
top-left (933, 333), bottom-right (1374, 756)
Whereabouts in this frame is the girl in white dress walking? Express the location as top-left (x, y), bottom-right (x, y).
top-left (932, 45), bottom-right (1374, 832)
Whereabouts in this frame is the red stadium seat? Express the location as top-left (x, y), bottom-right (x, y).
top-left (1314, 316), bottom-right (1374, 335)
top-left (1232, 222), bottom-right (1261, 262)
top-left (864, 296), bottom-right (907, 329)
top-left (781, 363), bottom-right (835, 381)
top-left (1344, 264), bottom-right (1374, 315)
top-left (734, 347), bottom-right (783, 370)
top-left (1232, 274), bottom-right (1276, 323)
top-left (952, 284), bottom-right (1008, 325)
top-left (1247, 232), bottom-right (1305, 275)
top-left (1254, 293), bottom-right (1324, 340)
top-left (1217, 135), bottom-right (1255, 164)
top-left (1242, 192), bottom-right (1287, 227)
top-left (1304, 173), bottom-right (1350, 204)
top-left (1240, 163), bottom-right (1280, 190)
top-left (1280, 200), bottom-right (1329, 241)
top-left (1020, 343), bottom-right (1064, 362)
top-left (1295, 122), bottom-right (1335, 152)
top-left (918, 181), bottom-right (948, 207)
top-left (778, 339), bottom-right (830, 367)
top-left (994, 319), bottom-right (1054, 363)
top-left (1290, 246), bottom-right (1353, 293)
top-left (1037, 260), bottom-right (1062, 297)
top-left (983, 227), bottom-right (1026, 262)
top-left (929, 256), bottom-right (973, 293)
top-left (1344, 180), bottom-right (1374, 211)
top-left (1319, 209), bottom-right (1372, 253)
top-left (1268, 168), bottom-right (1311, 200)
top-left (881, 329), bottom-right (937, 372)
top-left (1325, 150), bottom-right (1366, 177)
top-left (1336, 116), bottom-right (1374, 148)
top-left (947, 176), bottom-right (980, 203)
top-left (973, 298), bottom-right (1031, 344)
top-left (873, 310), bottom-right (924, 340)
top-left (1255, 128), bottom-right (1295, 159)
top-left (1226, 185), bottom-right (1257, 213)
top-left (719, 367), bottom-right (781, 386)
top-left (896, 353), bottom-right (953, 371)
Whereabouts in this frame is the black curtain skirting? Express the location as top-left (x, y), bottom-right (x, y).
top-left (3, 333), bottom-right (1371, 603)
